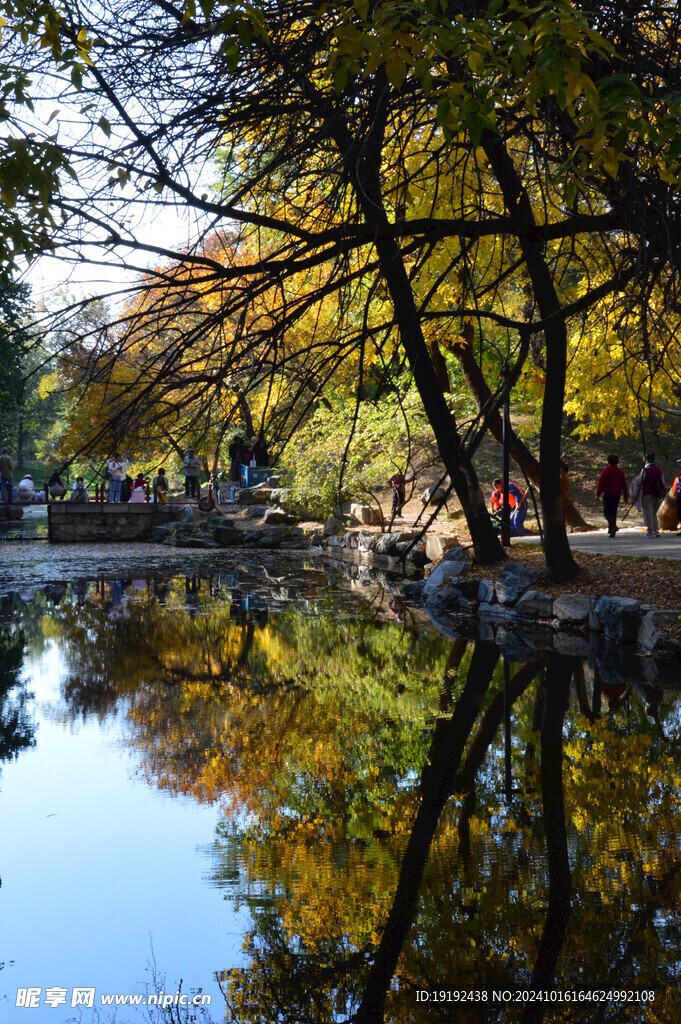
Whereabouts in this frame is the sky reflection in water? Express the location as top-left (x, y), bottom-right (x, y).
top-left (0, 563), bottom-right (680, 1023)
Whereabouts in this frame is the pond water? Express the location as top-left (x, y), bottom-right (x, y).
top-left (0, 554), bottom-right (680, 1023)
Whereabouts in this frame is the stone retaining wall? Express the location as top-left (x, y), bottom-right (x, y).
top-left (405, 546), bottom-right (680, 655)
top-left (48, 502), bottom-right (175, 542)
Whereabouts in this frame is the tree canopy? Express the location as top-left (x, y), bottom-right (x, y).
top-left (2, 0), bottom-right (681, 575)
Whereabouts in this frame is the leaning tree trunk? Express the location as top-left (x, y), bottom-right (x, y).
top-left (454, 334), bottom-right (592, 530)
top-left (483, 131), bottom-right (578, 581)
top-left (328, 85), bottom-right (504, 565)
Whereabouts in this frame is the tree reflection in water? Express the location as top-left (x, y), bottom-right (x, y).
top-left (4, 571), bottom-right (681, 1023)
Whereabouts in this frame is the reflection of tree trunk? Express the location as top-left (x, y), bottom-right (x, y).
top-left (456, 660), bottom-right (542, 860)
top-left (356, 641), bottom-right (499, 1024)
top-left (522, 656), bottom-right (573, 1024)
top-left (573, 662), bottom-right (592, 721)
top-left (455, 336), bottom-right (590, 530)
top-left (237, 621), bottom-right (255, 667)
top-left (438, 639), bottom-right (468, 711)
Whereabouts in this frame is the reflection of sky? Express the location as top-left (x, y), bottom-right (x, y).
top-left (0, 640), bottom-right (248, 1022)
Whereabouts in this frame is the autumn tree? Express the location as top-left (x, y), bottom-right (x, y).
top-left (5, 0), bottom-right (681, 578)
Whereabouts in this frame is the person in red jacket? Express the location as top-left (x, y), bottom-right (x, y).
top-left (596, 454), bottom-right (628, 537)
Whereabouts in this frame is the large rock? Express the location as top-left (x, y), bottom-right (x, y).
top-left (422, 560), bottom-right (466, 602)
top-left (321, 516), bottom-right (342, 540)
top-left (442, 544), bottom-right (471, 564)
top-left (257, 532), bottom-right (281, 549)
top-left (638, 611), bottom-right (659, 652)
top-left (350, 503), bottom-right (382, 526)
top-left (268, 488), bottom-right (291, 507)
top-left (236, 484), bottom-right (273, 505)
top-left (553, 593), bottom-right (591, 624)
top-left (213, 525), bottom-right (241, 546)
top-left (420, 485), bottom-right (449, 506)
top-left (243, 505), bottom-right (269, 519)
top-left (266, 475), bottom-right (283, 488)
top-left (515, 589), bottom-right (555, 619)
top-left (323, 516), bottom-right (344, 536)
top-left (374, 530), bottom-right (421, 556)
top-left (593, 595), bottom-right (642, 643)
top-left (495, 563), bottom-right (539, 605)
top-left (263, 507), bottom-right (298, 526)
top-left (477, 579), bottom-right (495, 604)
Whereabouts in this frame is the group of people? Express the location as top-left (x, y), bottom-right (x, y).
top-left (598, 451), bottom-right (676, 538)
top-left (228, 432), bottom-right (270, 483)
top-left (106, 457), bottom-right (172, 503)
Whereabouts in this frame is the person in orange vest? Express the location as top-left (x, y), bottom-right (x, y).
top-left (673, 460), bottom-right (681, 531)
top-left (491, 478), bottom-right (528, 535)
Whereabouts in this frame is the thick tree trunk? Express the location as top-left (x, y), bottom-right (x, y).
top-left (522, 657), bottom-right (572, 1022)
top-left (329, 98), bottom-right (503, 564)
top-left (455, 335), bottom-right (591, 530)
top-left (356, 641), bottom-right (499, 1024)
top-left (483, 133), bottom-right (579, 580)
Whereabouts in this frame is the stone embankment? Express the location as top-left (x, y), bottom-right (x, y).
top-left (403, 545), bottom-right (678, 656)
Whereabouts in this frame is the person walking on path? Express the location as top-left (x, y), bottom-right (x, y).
top-left (0, 447), bottom-right (14, 503)
top-left (596, 455), bottom-right (628, 537)
top-left (183, 448), bottom-right (201, 499)
top-left (107, 455), bottom-right (128, 502)
top-left (633, 452), bottom-right (666, 537)
top-left (388, 471), bottom-right (407, 519)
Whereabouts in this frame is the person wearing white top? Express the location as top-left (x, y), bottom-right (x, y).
top-left (17, 474), bottom-right (35, 502)
top-left (107, 457), bottom-right (128, 502)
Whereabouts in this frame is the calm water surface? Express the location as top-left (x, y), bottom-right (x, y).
top-left (0, 556), bottom-right (680, 1023)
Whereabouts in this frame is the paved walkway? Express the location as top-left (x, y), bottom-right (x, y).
top-left (514, 526), bottom-right (681, 560)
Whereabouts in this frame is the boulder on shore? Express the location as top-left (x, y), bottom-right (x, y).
top-left (495, 563), bottom-right (539, 605)
top-left (419, 485), bottom-right (449, 506)
top-left (236, 484), bottom-right (273, 505)
top-left (263, 507), bottom-right (298, 526)
top-left (350, 503), bottom-right (382, 526)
